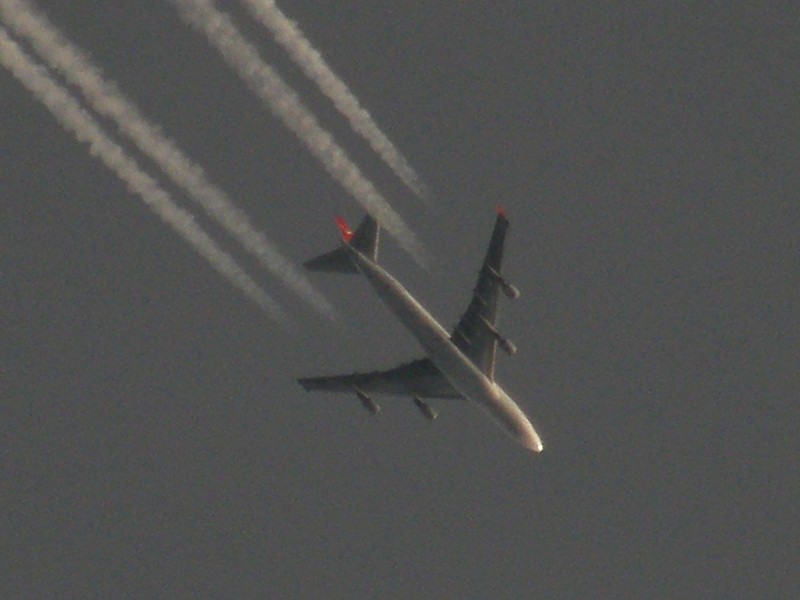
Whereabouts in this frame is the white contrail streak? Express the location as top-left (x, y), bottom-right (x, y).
top-left (170, 0), bottom-right (428, 266)
top-left (0, 26), bottom-right (288, 324)
top-left (240, 0), bottom-right (429, 201)
top-left (0, 0), bottom-right (335, 319)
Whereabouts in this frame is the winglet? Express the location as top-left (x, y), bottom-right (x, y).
top-left (335, 216), bottom-right (354, 243)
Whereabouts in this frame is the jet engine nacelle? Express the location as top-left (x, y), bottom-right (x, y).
top-left (356, 389), bottom-right (380, 414)
top-left (413, 396), bottom-right (438, 420)
top-left (501, 281), bottom-right (520, 300)
top-left (485, 266), bottom-right (520, 299)
top-left (478, 315), bottom-right (517, 355)
top-left (498, 336), bottom-right (518, 355)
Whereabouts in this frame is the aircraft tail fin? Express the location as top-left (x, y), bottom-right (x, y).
top-left (303, 214), bottom-right (380, 273)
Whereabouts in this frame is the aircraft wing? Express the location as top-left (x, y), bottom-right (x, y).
top-left (449, 208), bottom-right (519, 380)
top-left (298, 358), bottom-right (463, 399)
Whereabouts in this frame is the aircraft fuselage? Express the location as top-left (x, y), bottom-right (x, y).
top-left (345, 244), bottom-right (543, 452)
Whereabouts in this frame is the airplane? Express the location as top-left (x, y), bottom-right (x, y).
top-left (297, 207), bottom-right (544, 452)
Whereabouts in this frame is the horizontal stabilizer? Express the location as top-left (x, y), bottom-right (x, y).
top-left (303, 246), bottom-right (358, 273)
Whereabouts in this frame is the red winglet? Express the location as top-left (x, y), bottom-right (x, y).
top-left (335, 216), bottom-right (354, 242)
top-left (496, 205), bottom-right (507, 218)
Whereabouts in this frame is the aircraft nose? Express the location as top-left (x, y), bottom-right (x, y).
top-left (489, 385), bottom-right (544, 453)
top-left (520, 426), bottom-right (544, 453)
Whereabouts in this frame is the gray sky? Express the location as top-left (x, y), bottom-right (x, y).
top-left (2, 1), bottom-right (796, 598)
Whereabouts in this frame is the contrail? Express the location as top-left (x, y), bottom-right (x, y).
top-left (170, 0), bottom-right (428, 266)
top-left (240, 0), bottom-right (430, 202)
top-left (0, 26), bottom-right (288, 324)
top-left (0, 0), bottom-right (335, 319)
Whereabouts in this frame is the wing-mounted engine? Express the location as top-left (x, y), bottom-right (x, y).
top-left (413, 396), bottom-right (438, 420)
top-left (478, 314), bottom-right (517, 355)
top-left (484, 265), bottom-right (520, 299)
top-left (355, 388), bottom-right (380, 414)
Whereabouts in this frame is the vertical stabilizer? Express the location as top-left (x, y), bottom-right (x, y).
top-left (303, 214), bottom-right (380, 273)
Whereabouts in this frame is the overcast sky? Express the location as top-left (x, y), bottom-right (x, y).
top-left (2, 1), bottom-right (796, 598)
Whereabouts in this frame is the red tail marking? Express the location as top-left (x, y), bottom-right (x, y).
top-left (335, 216), bottom-right (354, 242)
top-left (496, 205), bottom-right (507, 218)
